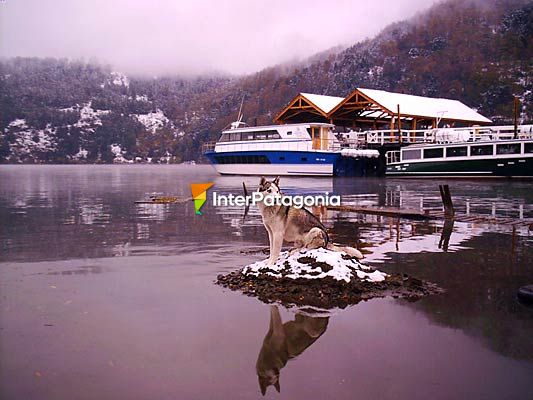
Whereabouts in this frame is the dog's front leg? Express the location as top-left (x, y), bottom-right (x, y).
top-left (265, 224), bottom-right (274, 258)
top-left (268, 231), bottom-right (283, 265)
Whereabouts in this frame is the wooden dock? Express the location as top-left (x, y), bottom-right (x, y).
top-left (326, 205), bottom-right (533, 228)
top-left (326, 205), bottom-right (437, 220)
top-left (327, 184), bottom-right (532, 229)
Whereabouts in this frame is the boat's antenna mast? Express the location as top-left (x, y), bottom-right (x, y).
top-left (237, 95), bottom-right (245, 123)
top-left (436, 111), bottom-right (447, 128)
top-left (230, 95), bottom-right (246, 129)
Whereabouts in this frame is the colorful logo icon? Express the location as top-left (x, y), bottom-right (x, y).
top-left (190, 183), bottom-right (214, 215)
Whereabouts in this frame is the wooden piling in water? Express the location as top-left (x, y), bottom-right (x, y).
top-left (439, 184), bottom-right (455, 217)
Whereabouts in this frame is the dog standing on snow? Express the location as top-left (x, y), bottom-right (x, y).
top-left (257, 176), bottom-right (362, 265)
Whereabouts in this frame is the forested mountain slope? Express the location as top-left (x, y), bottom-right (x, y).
top-left (1, 0), bottom-right (531, 163)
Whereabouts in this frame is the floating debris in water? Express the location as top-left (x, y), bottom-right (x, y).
top-left (134, 195), bottom-right (190, 204)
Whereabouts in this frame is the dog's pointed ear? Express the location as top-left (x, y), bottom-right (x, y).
top-left (259, 176), bottom-right (266, 186)
top-left (273, 176), bottom-right (280, 186)
top-left (274, 380), bottom-right (280, 393)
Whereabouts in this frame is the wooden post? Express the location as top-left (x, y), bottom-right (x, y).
top-left (439, 217), bottom-right (454, 252)
top-left (397, 104), bottom-right (402, 143)
top-left (396, 218), bottom-right (400, 251)
top-left (514, 96), bottom-right (519, 139)
top-left (439, 184), bottom-right (455, 217)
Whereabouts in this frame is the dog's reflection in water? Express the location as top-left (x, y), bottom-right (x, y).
top-left (256, 305), bottom-right (329, 395)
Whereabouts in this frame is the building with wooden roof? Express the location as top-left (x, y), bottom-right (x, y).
top-left (274, 92), bottom-right (344, 124)
top-left (275, 88), bottom-right (491, 129)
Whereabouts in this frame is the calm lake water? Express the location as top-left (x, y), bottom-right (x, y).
top-left (1, 165), bottom-right (532, 400)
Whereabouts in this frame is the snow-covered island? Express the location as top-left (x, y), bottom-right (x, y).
top-left (217, 248), bottom-right (443, 309)
top-left (243, 248), bottom-right (387, 283)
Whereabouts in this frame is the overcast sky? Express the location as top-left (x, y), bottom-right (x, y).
top-left (0, 0), bottom-right (437, 76)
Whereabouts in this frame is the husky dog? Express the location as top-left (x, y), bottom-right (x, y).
top-left (257, 176), bottom-right (363, 265)
top-left (256, 306), bottom-right (329, 395)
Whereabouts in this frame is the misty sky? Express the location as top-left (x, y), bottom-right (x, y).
top-left (0, 0), bottom-right (437, 76)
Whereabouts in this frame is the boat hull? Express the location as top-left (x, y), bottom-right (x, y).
top-left (386, 155), bottom-right (533, 178)
top-left (213, 163), bottom-right (333, 176)
top-left (205, 150), bottom-right (338, 176)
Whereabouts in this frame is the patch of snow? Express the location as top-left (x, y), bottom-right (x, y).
top-left (74, 101), bottom-right (110, 129)
top-left (358, 88), bottom-right (492, 123)
top-left (110, 143), bottom-right (122, 157)
top-left (300, 93), bottom-right (344, 114)
top-left (74, 148), bottom-right (88, 159)
top-left (8, 119), bottom-right (28, 129)
top-left (242, 248), bottom-right (387, 283)
top-left (6, 122), bottom-right (57, 157)
top-left (58, 106), bottom-right (76, 113)
top-left (110, 71), bottom-right (130, 88)
top-left (110, 143), bottom-right (133, 163)
top-left (134, 109), bottom-right (170, 133)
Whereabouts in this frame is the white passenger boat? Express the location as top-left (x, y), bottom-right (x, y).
top-left (203, 122), bottom-right (380, 177)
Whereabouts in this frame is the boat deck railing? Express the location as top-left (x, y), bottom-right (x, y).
top-left (202, 142), bottom-right (217, 153)
top-left (202, 139), bottom-right (345, 153)
top-left (386, 151), bottom-right (400, 164)
top-left (202, 125), bottom-right (533, 154)
top-left (352, 124), bottom-right (533, 146)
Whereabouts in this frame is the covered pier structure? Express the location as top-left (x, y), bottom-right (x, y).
top-left (275, 88), bottom-right (491, 135)
top-left (274, 88), bottom-right (493, 176)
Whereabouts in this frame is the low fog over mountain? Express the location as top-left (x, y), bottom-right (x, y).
top-left (1, 0), bottom-right (531, 163)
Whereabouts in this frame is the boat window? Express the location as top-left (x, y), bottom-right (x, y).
top-left (525, 143), bottom-right (533, 153)
top-left (214, 155), bottom-right (270, 164)
top-left (287, 131), bottom-right (292, 136)
top-left (266, 131), bottom-right (281, 139)
top-left (423, 148), bottom-right (444, 159)
top-left (402, 149), bottom-right (421, 160)
top-left (471, 145), bottom-right (493, 156)
top-left (242, 131), bottom-right (281, 140)
top-left (230, 132), bottom-right (241, 141)
top-left (221, 130), bottom-right (281, 142)
top-left (446, 146), bottom-right (467, 157)
top-left (496, 143), bottom-right (521, 155)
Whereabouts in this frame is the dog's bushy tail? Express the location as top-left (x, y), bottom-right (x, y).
top-left (327, 244), bottom-right (363, 259)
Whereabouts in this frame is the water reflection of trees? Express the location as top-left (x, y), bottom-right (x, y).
top-left (379, 233), bottom-right (533, 362)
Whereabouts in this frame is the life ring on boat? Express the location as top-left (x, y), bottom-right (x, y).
top-left (517, 285), bottom-right (533, 304)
